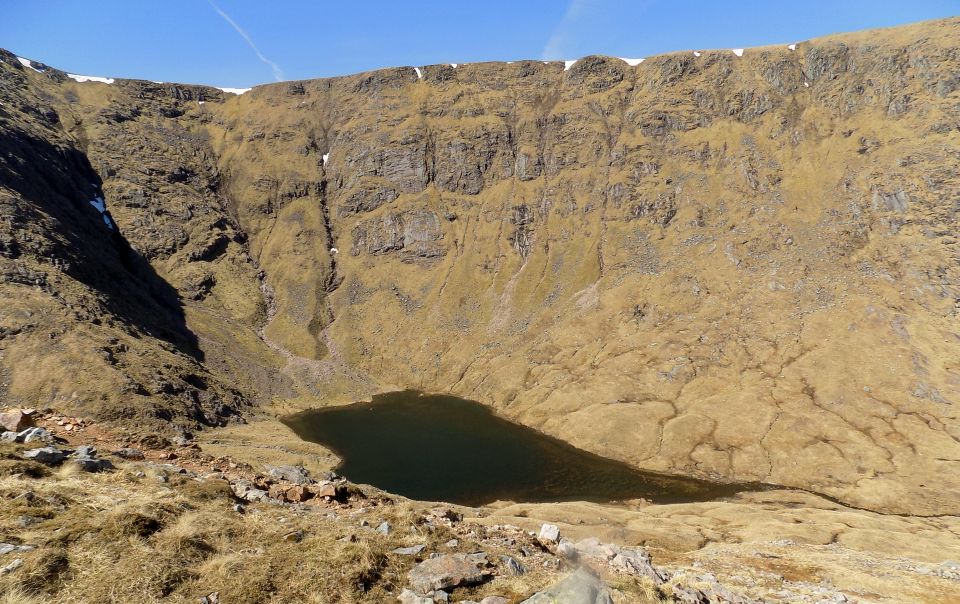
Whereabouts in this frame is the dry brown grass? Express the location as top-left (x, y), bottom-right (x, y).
top-left (0, 456), bottom-right (564, 603)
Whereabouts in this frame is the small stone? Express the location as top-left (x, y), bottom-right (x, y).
top-left (232, 503), bottom-right (245, 513)
top-left (376, 521), bottom-right (391, 535)
top-left (538, 523), bottom-right (560, 543)
top-left (282, 530), bottom-right (305, 543)
top-left (0, 558), bottom-right (23, 575)
top-left (393, 544), bottom-right (426, 556)
top-left (73, 456), bottom-right (115, 472)
top-left (0, 543), bottom-right (35, 555)
top-left (432, 589), bottom-right (450, 603)
top-left (284, 485), bottom-right (312, 502)
top-left (198, 592), bottom-right (220, 604)
top-left (480, 598), bottom-right (510, 604)
top-left (309, 482), bottom-right (340, 500)
top-left (499, 554), bottom-right (526, 576)
top-left (113, 448), bottom-right (145, 460)
top-left (73, 445), bottom-right (97, 458)
top-left (397, 588), bottom-right (432, 604)
top-left (23, 446), bottom-right (66, 465)
top-left (445, 539), bottom-right (459, 548)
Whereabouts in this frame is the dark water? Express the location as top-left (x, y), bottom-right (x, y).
top-left (283, 391), bottom-right (763, 506)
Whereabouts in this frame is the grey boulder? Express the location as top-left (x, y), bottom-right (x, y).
top-left (521, 568), bottom-right (613, 604)
top-left (23, 447), bottom-right (66, 465)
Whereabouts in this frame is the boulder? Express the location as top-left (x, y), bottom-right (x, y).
top-left (18, 427), bottom-right (53, 443)
top-left (0, 409), bottom-right (33, 433)
top-left (557, 539), bottom-right (578, 560)
top-left (23, 447), bottom-right (66, 465)
top-left (521, 568), bottom-right (613, 604)
top-left (283, 484), bottom-right (312, 502)
top-left (307, 482), bottom-right (345, 501)
top-left (266, 464), bottom-right (314, 485)
top-left (538, 523), bottom-right (561, 543)
top-left (407, 554), bottom-right (484, 593)
top-left (231, 480), bottom-right (269, 502)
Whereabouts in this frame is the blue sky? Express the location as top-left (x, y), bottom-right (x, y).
top-left (2, 1), bottom-right (957, 87)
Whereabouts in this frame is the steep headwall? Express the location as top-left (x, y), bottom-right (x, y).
top-left (1, 18), bottom-right (958, 514)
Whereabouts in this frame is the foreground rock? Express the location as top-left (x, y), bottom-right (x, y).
top-left (2, 426), bottom-right (53, 444)
top-left (0, 409), bottom-right (34, 432)
top-left (64, 445), bottom-right (116, 472)
top-left (23, 446), bottom-right (66, 465)
top-left (266, 464), bottom-right (314, 485)
top-left (407, 553), bottom-right (485, 594)
top-left (521, 568), bottom-right (613, 604)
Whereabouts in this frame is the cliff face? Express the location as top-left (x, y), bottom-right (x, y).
top-left (1, 18), bottom-right (958, 514)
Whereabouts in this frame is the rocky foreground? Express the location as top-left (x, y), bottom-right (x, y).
top-left (2, 406), bottom-right (959, 603)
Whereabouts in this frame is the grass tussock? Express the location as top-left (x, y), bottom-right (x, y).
top-left (0, 464), bottom-right (487, 603)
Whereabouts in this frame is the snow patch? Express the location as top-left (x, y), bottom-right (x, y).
top-left (619, 57), bottom-right (644, 66)
top-left (564, 60), bottom-right (577, 71)
top-left (322, 153), bottom-right (329, 165)
top-left (67, 73), bottom-right (115, 84)
top-left (329, 247), bottom-right (338, 254)
top-left (804, 81), bottom-right (809, 87)
top-left (731, 49), bottom-right (744, 57)
top-left (788, 43), bottom-right (797, 51)
top-left (693, 51), bottom-right (701, 57)
top-left (414, 67), bottom-right (422, 79)
top-left (16, 57), bottom-right (43, 73)
top-left (88, 196), bottom-right (114, 230)
top-left (198, 100), bottom-right (205, 105)
top-left (450, 63), bottom-right (458, 68)
top-left (217, 87), bottom-right (251, 95)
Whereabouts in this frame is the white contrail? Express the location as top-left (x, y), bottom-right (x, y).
top-left (541, 0), bottom-right (591, 60)
top-left (207, 0), bottom-right (284, 81)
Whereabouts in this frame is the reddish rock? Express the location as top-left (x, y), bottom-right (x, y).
top-left (285, 485), bottom-right (312, 502)
top-left (0, 410), bottom-right (34, 433)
